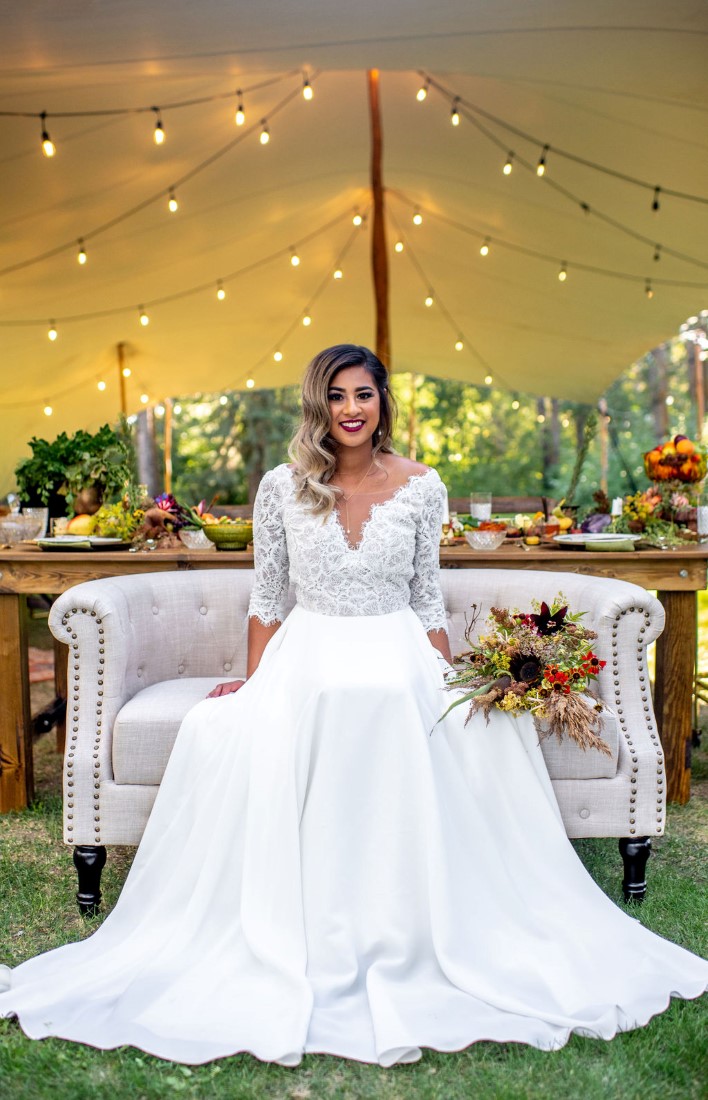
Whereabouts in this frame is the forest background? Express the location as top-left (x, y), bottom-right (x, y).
top-left (134, 325), bottom-right (702, 508)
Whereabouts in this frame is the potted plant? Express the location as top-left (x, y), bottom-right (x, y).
top-left (14, 422), bottom-right (136, 517)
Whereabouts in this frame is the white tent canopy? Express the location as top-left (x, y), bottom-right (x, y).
top-left (1, 1), bottom-right (707, 491)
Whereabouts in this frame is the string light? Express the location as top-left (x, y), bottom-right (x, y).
top-left (653, 244), bottom-right (661, 263)
top-left (416, 79), bottom-right (429, 102)
top-left (234, 91), bottom-right (245, 126)
top-left (173, 404), bottom-right (182, 414)
top-left (273, 350), bottom-right (283, 362)
top-left (77, 238), bottom-right (87, 265)
top-left (484, 374), bottom-right (493, 385)
top-left (259, 121), bottom-right (270, 145)
top-left (40, 113), bottom-right (55, 157)
top-left (333, 267), bottom-right (343, 279)
top-left (412, 209), bottom-right (423, 226)
top-left (122, 367), bottom-right (131, 378)
top-left (394, 240), bottom-right (404, 253)
top-left (537, 413), bottom-right (546, 424)
top-left (167, 188), bottom-right (179, 213)
top-left (47, 321), bottom-right (57, 342)
top-left (511, 399), bottom-right (520, 410)
top-left (155, 405), bottom-right (165, 417)
top-left (652, 186), bottom-right (661, 213)
top-left (450, 98), bottom-right (460, 126)
top-left (424, 293), bottom-right (434, 307)
top-left (216, 280), bottom-right (226, 300)
top-left (480, 238), bottom-right (490, 257)
top-left (558, 262), bottom-right (568, 282)
top-left (302, 77), bottom-right (313, 101)
top-left (536, 144), bottom-right (549, 177)
top-left (290, 248), bottom-right (301, 267)
top-left (43, 402), bottom-right (53, 416)
top-left (645, 279), bottom-right (654, 300)
top-left (246, 378), bottom-right (255, 388)
top-left (219, 395), bottom-right (228, 405)
top-left (503, 152), bottom-right (514, 176)
top-left (97, 380), bottom-right (106, 391)
top-left (140, 393), bottom-right (149, 404)
top-left (152, 108), bottom-right (165, 145)
top-left (352, 211), bottom-right (363, 226)
top-left (302, 313), bottom-right (312, 326)
top-left (455, 338), bottom-right (464, 351)
top-left (139, 306), bottom-right (149, 327)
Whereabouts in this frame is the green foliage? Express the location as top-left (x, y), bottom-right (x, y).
top-left (14, 423), bottom-right (135, 511)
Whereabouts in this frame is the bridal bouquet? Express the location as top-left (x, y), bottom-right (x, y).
top-left (442, 594), bottom-right (611, 754)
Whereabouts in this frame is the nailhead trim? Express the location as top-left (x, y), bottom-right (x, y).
top-left (61, 607), bottom-right (107, 839)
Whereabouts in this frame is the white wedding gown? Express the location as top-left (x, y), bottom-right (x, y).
top-left (1, 465), bottom-right (706, 1066)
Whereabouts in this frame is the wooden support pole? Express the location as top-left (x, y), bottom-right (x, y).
top-left (0, 595), bottom-right (33, 810)
top-left (117, 342), bottom-right (128, 416)
top-left (691, 340), bottom-right (704, 439)
top-left (367, 69), bottom-right (390, 368)
top-left (598, 397), bottom-right (609, 494)
top-left (163, 397), bottom-right (173, 494)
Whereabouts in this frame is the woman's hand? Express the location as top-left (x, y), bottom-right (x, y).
top-left (206, 679), bottom-right (246, 699)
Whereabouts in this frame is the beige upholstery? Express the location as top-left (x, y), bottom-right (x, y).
top-left (49, 569), bottom-right (666, 848)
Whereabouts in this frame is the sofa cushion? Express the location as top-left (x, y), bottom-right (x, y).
top-left (113, 678), bottom-right (226, 785)
top-left (537, 704), bottom-right (619, 780)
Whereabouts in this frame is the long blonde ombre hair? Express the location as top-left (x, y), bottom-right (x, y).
top-left (288, 344), bottom-right (397, 516)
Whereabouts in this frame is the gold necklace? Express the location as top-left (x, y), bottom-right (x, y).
top-left (337, 459), bottom-right (376, 535)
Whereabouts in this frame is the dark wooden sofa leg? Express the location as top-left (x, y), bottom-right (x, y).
top-left (73, 845), bottom-right (107, 916)
top-left (619, 836), bottom-right (651, 903)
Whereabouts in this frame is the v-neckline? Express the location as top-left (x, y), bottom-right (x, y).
top-left (328, 468), bottom-right (436, 553)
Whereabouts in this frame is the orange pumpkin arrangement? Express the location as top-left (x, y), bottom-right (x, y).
top-left (643, 435), bottom-right (707, 484)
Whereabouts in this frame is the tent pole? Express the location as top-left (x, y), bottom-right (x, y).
top-left (367, 69), bottom-right (390, 368)
top-left (117, 342), bottom-right (127, 416)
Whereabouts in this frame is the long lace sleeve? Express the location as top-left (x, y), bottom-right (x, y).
top-left (247, 468), bottom-right (290, 626)
top-left (409, 472), bottom-right (448, 633)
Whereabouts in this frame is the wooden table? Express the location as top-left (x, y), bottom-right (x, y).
top-left (1, 542), bottom-right (706, 812)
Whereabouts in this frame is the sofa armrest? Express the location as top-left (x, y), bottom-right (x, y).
top-left (48, 570), bottom-right (256, 846)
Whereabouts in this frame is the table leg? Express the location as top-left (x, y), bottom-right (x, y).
top-left (0, 594), bottom-right (33, 811)
top-left (654, 590), bottom-right (694, 804)
top-left (54, 634), bottom-right (67, 753)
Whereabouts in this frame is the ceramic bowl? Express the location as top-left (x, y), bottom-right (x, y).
top-left (464, 528), bottom-right (507, 551)
top-left (202, 522), bottom-right (254, 551)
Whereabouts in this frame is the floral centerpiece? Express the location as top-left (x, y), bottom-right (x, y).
top-left (441, 594), bottom-right (611, 754)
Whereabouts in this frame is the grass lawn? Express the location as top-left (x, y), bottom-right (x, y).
top-left (1, 618), bottom-right (706, 1100)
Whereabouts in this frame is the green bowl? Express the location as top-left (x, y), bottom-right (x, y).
top-left (202, 523), bottom-right (253, 551)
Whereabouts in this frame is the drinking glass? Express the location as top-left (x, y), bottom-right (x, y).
top-left (22, 506), bottom-right (49, 538)
top-left (469, 492), bottom-right (492, 522)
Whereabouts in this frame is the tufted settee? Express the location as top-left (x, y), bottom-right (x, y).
top-left (48, 568), bottom-right (666, 913)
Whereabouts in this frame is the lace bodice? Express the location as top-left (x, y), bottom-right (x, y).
top-left (247, 464), bottom-right (448, 633)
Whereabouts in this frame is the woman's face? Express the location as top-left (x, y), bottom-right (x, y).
top-left (327, 365), bottom-right (382, 451)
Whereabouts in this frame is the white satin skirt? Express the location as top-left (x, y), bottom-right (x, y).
top-left (1, 605), bottom-right (706, 1066)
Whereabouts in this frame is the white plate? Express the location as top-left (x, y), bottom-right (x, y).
top-left (553, 532), bottom-right (642, 544)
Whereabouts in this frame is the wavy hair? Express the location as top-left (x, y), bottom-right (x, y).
top-left (288, 344), bottom-right (397, 515)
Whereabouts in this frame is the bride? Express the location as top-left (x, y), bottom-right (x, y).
top-left (1, 343), bottom-right (706, 1067)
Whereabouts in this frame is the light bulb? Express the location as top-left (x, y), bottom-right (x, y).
top-left (216, 281), bottom-right (226, 301)
top-left (246, 378), bottom-right (255, 389)
top-left (220, 395), bottom-right (228, 406)
top-left (77, 239), bottom-right (87, 265)
top-left (44, 404), bottom-right (53, 416)
top-left (484, 374), bottom-right (493, 385)
top-left (290, 250), bottom-right (300, 267)
top-left (139, 307), bottom-right (149, 327)
top-left (537, 413), bottom-right (545, 424)
top-left (47, 321), bottom-right (57, 342)
top-left (503, 153), bottom-right (514, 175)
top-left (333, 268), bottom-right (343, 280)
top-left (480, 238), bottom-right (490, 257)
top-left (168, 188), bottom-right (178, 213)
top-left (173, 404), bottom-right (182, 414)
top-left (122, 367), bottom-right (131, 378)
top-left (536, 145), bottom-right (548, 177)
top-left (40, 113), bottom-right (55, 157)
top-left (353, 212), bottom-right (363, 226)
top-left (97, 380), bottom-right (106, 391)
top-left (511, 399), bottom-right (520, 410)
top-left (666, 394), bottom-right (674, 405)
top-left (394, 241), bottom-right (404, 253)
top-left (413, 210), bottom-right (423, 226)
top-left (302, 314), bottom-right (312, 326)
top-left (259, 121), bottom-right (270, 145)
top-left (451, 98), bottom-right (460, 126)
top-left (235, 90), bottom-right (245, 126)
top-left (424, 294), bottom-right (434, 308)
top-left (302, 78), bottom-right (313, 101)
top-left (652, 186), bottom-right (661, 213)
top-left (455, 339), bottom-right (464, 352)
top-left (153, 109), bottom-right (165, 145)
top-left (155, 405), bottom-right (165, 417)
top-left (653, 244), bottom-right (661, 263)
top-left (558, 263), bottom-right (567, 282)
top-left (273, 350), bottom-right (283, 362)
top-left (416, 80), bottom-right (429, 102)
top-left (140, 393), bottom-right (149, 405)
top-left (645, 279), bottom-right (654, 300)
